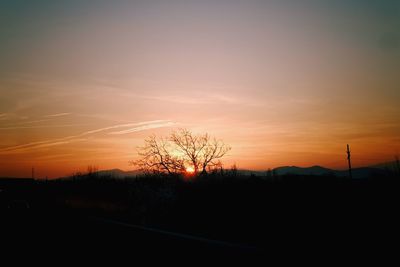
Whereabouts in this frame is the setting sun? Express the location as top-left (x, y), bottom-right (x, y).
top-left (185, 166), bottom-right (195, 174)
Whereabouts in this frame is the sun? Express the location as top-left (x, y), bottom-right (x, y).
top-left (185, 166), bottom-right (195, 174)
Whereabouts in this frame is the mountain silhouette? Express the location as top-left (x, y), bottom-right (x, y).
top-left (272, 165), bottom-right (390, 179)
top-left (94, 169), bottom-right (142, 178)
top-left (1, 163), bottom-right (394, 180)
top-left (273, 165), bottom-right (334, 176)
top-left (234, 164), bottom-right (393, 179)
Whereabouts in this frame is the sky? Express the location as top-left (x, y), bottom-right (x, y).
top-left (0, 0), bottom-right (399, 178)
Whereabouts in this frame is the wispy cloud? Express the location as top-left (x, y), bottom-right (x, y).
top-left (12, 119), bottom-right (52, 125)
top-left (109, 121), bottom-right (176, 135)
top-left (141, 93), bottom-right (238, 105)
top-left (136, 91), bottom-right (265, 107)
top-left (43, 113), bottom-right (71, 118)
top-left (81, 120), bottom-right (169, 135)
top-left (0, 113), bottom-right (12, 121)
top-left (1, 113), bottom-right (70, 129)
top-left (34, 153), bottom-right (74, 161)
top-left (0, 124), bottom-right (91, 130)
top-left (0, 120), bottom-right (175, 154)
top-left (0, 137), bottom-right (86, 154)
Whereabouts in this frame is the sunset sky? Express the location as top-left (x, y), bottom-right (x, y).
top-left (1, 0), bottom-right (399, 178)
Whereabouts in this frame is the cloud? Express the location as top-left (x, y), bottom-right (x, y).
top-left (135, 91), bottom-right (265, 107)
top-left (1, 114), bottom-right (67, 128)
top-left (0, 124), bottom-right (90, 130)
top-left (108, 121), bottom-right (176, 135)
top-left (0, 120), bottom-right (175, 154)
top-left (81, 120), bottom-right (169, 135)
top-left (141, 93), bottom-right (238, 105)
top-left (12, 119), bottom-right (52, 125)
top-left (43, 113), bottom-right (71, 118)
top-left (0, 113), bottom-right (13, 121)
top-left (0, 136), bottom-right (86, 154)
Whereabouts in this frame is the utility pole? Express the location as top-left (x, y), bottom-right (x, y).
top-left (347, 144), bottom-right (352, 179)
top-left (32, 167), bottom-right (35, 180)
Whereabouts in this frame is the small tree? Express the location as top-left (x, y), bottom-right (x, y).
top-left (170, 129), bottom-right (231, 174)
top-left (132, 129), bottom-right (231, 175)
top-left (131, 135), bottom-right (184, 175)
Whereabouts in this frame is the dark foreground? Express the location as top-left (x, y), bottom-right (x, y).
top-left (1, 173), bottom-right (399, 263)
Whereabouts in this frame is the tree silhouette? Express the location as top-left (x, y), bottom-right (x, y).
top-left (131, 135), bottom-right (184, 175)
top-left (132, 129), bottom-right (231, 175)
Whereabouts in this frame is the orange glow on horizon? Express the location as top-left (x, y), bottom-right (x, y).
top-left (0, 1), bottom-right (399, 178)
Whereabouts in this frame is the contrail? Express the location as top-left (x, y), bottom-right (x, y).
top-left (0, 120), bottom-right (175, 154)
top-left (43, 113), bottom-right (71, 118)
top-left (109, 121), bottom-right (175, 135)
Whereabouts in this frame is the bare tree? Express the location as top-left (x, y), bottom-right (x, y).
top-left (170, 129), bottom-right (207, 174)
top-left (199, 136), bottom-right (231, 174)
top-left (171, 129), bottom-right (231, 175)
top-left (131, 135), bottom-right (184, 175)
top-left (132, 129), bottom-right (231, 175)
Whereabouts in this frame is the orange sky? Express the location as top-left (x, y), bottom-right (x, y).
top-left (1, 1), bottom-right (399, 178)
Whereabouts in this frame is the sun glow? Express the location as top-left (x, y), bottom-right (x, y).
top-left (185, 166), bottom-right (195, 174)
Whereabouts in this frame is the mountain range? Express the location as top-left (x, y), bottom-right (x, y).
top-left (1, 161), bottom-right (397, 180)
top-left (88, 161), bottom-right (398, 179)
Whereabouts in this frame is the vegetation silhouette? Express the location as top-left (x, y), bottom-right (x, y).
top-left (2, 166), bottom-right (398, 248)
top-left (131, 129), bottom-right (231, 175)
top-left (1, 142), bottom-right (399, 257)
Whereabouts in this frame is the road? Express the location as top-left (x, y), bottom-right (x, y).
top-left (1, 209), bottom-right (263, 262)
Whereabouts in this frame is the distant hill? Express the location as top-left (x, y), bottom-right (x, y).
top-left (236, 164), bottom-right (393, 179)
top-left (1, 162), bottom-right (396, 180)
top-left (370, 161), bottom-right (399, 172)
top-left (94, 169), bottom-right (142, 178)
top-left (236, 169), bottom-right (267, 176)
top-left (55, 169), bottom-right (143, 180)
top-left (274, 165), bottom-right (334, 176)
top-left (272, 166), bottom-right (391, 179)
